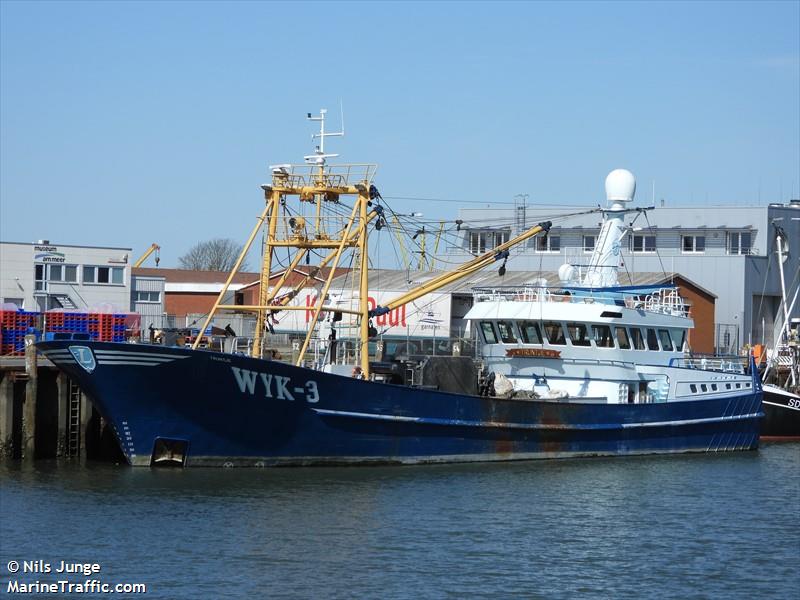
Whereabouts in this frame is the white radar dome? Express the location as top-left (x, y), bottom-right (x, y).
top-left (558, 263), bottom-right (577, 283)
top-left (605, 169), bottom-right (636, 203)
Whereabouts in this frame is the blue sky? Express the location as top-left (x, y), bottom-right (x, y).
top-left (2, 0), bottom-right (798, 268)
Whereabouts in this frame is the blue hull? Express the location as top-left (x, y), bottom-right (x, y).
top-left (37, 341), bottom-right (763, 466)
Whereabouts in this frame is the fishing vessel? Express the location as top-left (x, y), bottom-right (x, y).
top-left (37, 111), bottom-right (762, 466)
top-left (759, 220), bottom-right (800, 439)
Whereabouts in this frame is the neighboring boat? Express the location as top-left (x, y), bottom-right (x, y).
top-left (761, 384), bottom-right (800, 439)
top-left (36, 112), bottom-right (762, 467)
top-left (759, 223), bottom-right (800, 439)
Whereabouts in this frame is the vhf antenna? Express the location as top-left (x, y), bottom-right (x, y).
top-left (304, 104), bottom-right (345, 165)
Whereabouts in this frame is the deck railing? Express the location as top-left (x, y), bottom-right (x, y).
top-left (670, 354), bottom-right (747, 374)
top-left (472, 285), bottom-right (689, 317)
top-left (270, 163), bottom-right (378, 189)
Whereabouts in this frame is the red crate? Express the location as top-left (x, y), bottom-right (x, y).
top-left (45, 312), bottom-right (65, 328)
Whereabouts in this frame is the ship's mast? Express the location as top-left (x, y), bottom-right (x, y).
top-left (772, 222), bottom-right (797, 387)
top-left (192, 110), bottom-right (552, 379)
top-left (583, 169), bottom-right (636, 288)
top-left (191, 109), bottom-right (378, 375)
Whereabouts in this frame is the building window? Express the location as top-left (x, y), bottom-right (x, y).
top-left (630, 235), bottom-right (656, 253)
top-left (3, 297), bottom-right (24, 309)
top-left (47, 264), bottom-right (78, 283)
top-left (728, 232), bottom-right (752, 255)
top-left (35, 264), bottom-right (45, 291)
top-left (34, 263), bottom-right (79, 290)
top-left (681, 235), bottom-right (705, 253)
top-left (582, 235), bottom-right (596, 253)
top-left (83, 265), bottom-right (125, 285)
top-left (535, 235), bottom-right (561, 253)
top-left (135, 291), bottom-right (161, 303)
top-left (469, 230), bottom-right (510, 254)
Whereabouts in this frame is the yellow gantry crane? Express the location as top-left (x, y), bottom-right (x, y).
top-left (133, 244), bottom-right (161, 267)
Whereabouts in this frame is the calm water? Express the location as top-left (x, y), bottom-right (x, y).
top-left (2, 444), bottom-right (799, 599)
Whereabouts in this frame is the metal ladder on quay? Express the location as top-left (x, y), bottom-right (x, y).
top-left (66, 379), bottom-right (82, 458)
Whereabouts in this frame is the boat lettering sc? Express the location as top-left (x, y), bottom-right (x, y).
top-left (231, 366), bottom-right (320, 403)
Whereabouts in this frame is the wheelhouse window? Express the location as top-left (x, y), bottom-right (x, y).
top-left (496, 321), bottom-right (517, 344)
top-left (630, 235), bottom-right (656, 253)
top-left (592, 324), bottom-right (614, 348)
top-left (582, 235), bottom-right (596, 253)
top-left (728, 231), bottom-right (752, 255)
top-left (646, 328), bottom-right (660, 351)
top-left (672, 329), bottom-right (687, 351)
top-left (682, 235), bottom-right (705, 254)
top-left (658, 329), bottom-right (674, 351)
top-left (542, 321), bottom-right (566, 345)
top-left (518, 321), bottom-right (542, 344)
top-left (616, 327), bottom-right (631, 349)
top-left (470, 230), bottom-right (510, 254)
top-left (535, 235), bottom-right (561, 253)
top-left (630, 328), bottom-right (646, 350)
top-left (83, 265), bottom-right (124, 285)
top-left (480, 321), bottom-right (498, 344)
top-left (566, 323), bottom-right (591, 346)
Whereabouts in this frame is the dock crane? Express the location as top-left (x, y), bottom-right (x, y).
top-left (134, 243), bottom-right (161, 267)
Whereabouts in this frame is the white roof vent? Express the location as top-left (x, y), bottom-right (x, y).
top-left (605, 169), bottom-right (636, 203)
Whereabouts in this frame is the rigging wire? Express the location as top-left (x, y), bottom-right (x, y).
top-left (642, 210), bottom-right (668, 279)
top-left (383, 195), bottom-right (595, 209)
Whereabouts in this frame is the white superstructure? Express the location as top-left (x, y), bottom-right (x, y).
top-left (464, 170), bottom-right (755, 405)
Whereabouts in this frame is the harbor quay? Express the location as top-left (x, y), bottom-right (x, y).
top-left (0, 336), bottom-right (122, 462)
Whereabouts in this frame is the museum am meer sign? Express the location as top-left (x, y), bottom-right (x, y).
top-left (34, 245), bottom-right (66, 263)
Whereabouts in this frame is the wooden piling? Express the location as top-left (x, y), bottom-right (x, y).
top-left (0, 374), bottom-right (13, 457)
top-left (23, 334), bottom-right (38, 460)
